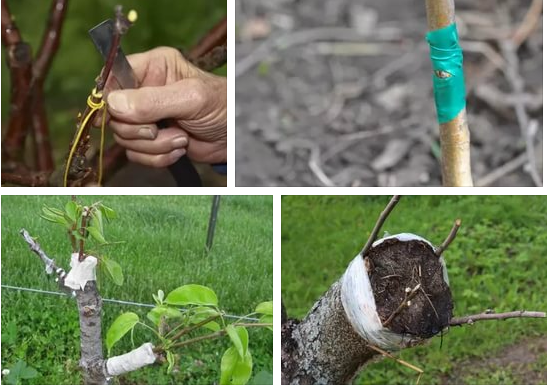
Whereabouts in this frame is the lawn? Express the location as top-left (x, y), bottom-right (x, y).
top-left (1, 195), bottom-right (272, 385)
top-left (282, 195), bottom-right (547, 385)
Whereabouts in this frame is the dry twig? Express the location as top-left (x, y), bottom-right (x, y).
top-left (360, 195), bottom-right (401, 257)
top-left (450, 310), bottom-right (545, 326)
top-left (435, 219), bottom-right (461, 256)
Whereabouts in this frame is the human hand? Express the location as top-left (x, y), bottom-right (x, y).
top-left (101, 46), bottom-right (227, 167)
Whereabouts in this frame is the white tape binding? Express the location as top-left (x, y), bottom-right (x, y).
top-left (106, 343), bottom-right (157, 376)
top-left (64, 253), bottom-right (97, 290)
top-left (341, 233), bottom-right (450, 350)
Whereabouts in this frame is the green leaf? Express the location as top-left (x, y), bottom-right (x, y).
top-left (220, 347), bottom-right (239, 385)
top-left (5, 360), bottom-right (40, 384)
top-left (203, 321), bottom-right (221, 331)
top-left (188, 306), bottom-right (220, 324)
top-left (165, 284), bottom-right (218, 307)
top-left (147, 305), bottom-right (183, 326)
top-left (259, 315), bottom-right (273, 331)
top-left (91, 208), bottom-right (104, 236)
top-left (99, 204), bottom-right (117, 221)
top-left (157, 289), bottom-right (165, 303)
top-left (226, 325), bottom-right (248, 359)
top-left (87, 225), bottom-right (106, 244)
top-left (41, 206), bottom-right (69, 227)
top-left (249, 370), bottom-right (273, 385)
top-left (232, 351), bottom-right (252, 385)
top-left (166, 350), bottom-right (175, 374)
top-left (220, 347), bottom-right (253, 385)
top-left (101, 256), bottom-right (124, 286)
top-left (106, 312), bottom-right (139, 355)
top-left (65, 201), bottom-right (80, 223)
top-left (255, 301), bottom-right (273, 315)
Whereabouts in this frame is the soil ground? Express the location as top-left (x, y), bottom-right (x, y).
top-left (235, 0), bottom-right (543, 186)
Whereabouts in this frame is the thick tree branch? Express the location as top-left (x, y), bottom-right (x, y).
top-left (188, 16), bottom-right (227, 60)
top-left (360, 195), bottom-right (401, 257)
top-left (449, 310), bottom-right (546, 326)
top-left (435, 218), bottom-right (461, 256)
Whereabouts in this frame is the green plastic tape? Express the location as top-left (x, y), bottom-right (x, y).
top-left (426, 23), bottom-right (466, 124)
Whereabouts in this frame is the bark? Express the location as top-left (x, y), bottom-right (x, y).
top-left (282, 280), bottom-right (377, 385)
top-left (76, 281), bottom-right (107, 384)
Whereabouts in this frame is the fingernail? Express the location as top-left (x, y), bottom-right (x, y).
top-left (169, 148), bottom-right (186, 162)
top-left (108, 92), bottom-right (129, 113)
top-left (138, 126), bottom-right (155, 139)
top-left (171, 136), bottom-right (188, 149)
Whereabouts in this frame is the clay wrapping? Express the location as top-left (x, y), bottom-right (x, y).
top-left (341, 233), bottom-right (449, 350)
top-left (64, 253), bottom-right (97, 290)
top-left (106, 343), bottom-right (156, 376)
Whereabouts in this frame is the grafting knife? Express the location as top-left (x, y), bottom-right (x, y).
top-left (88, 19), bottom-right (202, 187)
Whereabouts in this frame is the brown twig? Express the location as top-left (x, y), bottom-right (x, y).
top-left (511, 0), bottom-right (543, 47)
top-left (366, 344), bottom-right (423, 384)
top-left (78, 206), bottom-right (92, 261)
top-left (188, 16), bottom-right (227, 60)
top-left (435, 219), bottom-right (461, 256)
top-left (190, 43), bottom-right (227, 71)
top-left (167, 314), bottom-right (220, 343)
top-left (449, 310), bottom-right (545, 326)
top-left (360, 195), bottom-right (401, 258)
top-left (382, 284), bottom-right (421, 327)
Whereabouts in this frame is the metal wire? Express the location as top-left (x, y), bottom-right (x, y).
top-left (1, 284), bottom-right (260, 322)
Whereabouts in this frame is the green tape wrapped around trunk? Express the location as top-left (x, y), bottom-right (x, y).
top-left (426, 23), bottom-right (466, 124)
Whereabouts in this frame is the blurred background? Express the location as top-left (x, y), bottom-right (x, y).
top-left (236, 0), bottom-right (543, 187)
top-left (282, 195), bottom-right (547, 384)
top-left (1, 0), bottom-right (226, 186)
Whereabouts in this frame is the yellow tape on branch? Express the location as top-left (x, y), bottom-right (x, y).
top-left (63, 88), bottom-right (107, 187)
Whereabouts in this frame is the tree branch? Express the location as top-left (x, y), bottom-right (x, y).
top-left (2, 171), bottom-right (49, 186)
top-left (435, 218), bottom-right (461, 256)
top-left (19, 228), bottom-right (68, 285)
top-left (449, 310), bottom-right (546, 326)
top-left (188, 16), bottom-right (227, 60)
top-left (360, 195), bottom-right (401, 257)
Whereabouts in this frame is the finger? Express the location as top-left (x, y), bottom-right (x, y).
top-left (185, 138), bottom-right (227, 164)
top-left (109, 120), bottom-right (158, 140)
top-left (113, 127), bottom-right (188, 155)
top-left (107, 78), bottom-right (209, 123)
top-left (126, 148), bottom-right (187, 168)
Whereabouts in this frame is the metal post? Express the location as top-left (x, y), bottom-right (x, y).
top-left (425, 0), bottom-right (473, 187)
top-left (206, 195), bottom-right (221, 251)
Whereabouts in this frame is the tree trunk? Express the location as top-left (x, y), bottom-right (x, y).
top-left (76, 281), bottom-right (107, 384)
top-left (282, 237), bottom-right (453, 384)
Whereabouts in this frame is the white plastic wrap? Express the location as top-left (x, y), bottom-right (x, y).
top-left (106, 343), bottom-right (157, 376)
top-left (341, 233), bottom-right (450, 350)
top-left (64, 253), bottom-right (97, 290)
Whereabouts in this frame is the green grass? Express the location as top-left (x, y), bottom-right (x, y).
top-left (282, 195), bottom-right (547, 385)
top-left (1, 195), bottom-right (272, 385)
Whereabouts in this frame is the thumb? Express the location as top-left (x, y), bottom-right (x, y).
top-left (106, 79), bottom-right (207, 123)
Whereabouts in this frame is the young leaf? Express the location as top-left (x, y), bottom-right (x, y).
top-left (188, 306), bottom-right (220, 324)
top-left (87, 225), bottom-right (106, 244)
top-left (99, 203), bottom-right (117, 221)
top-left (65, 201), bottom-right (80, 223)
top-left (255, 301), bottom-right (273, 315)
top-left (106, 312), bottom-right (139, 354)
top-left (259, 315), bottom-right (273, 331)
top-left (157, 289), bottom-right (165, 303)
top-left (220, 347), bottom-right (253, 385)
top-left (231, 351), bottom-right (252, 385)
top-left (101, 256), bottom-right (124, 286)
top-left (226, 325), bottom-right (248, 359)
top-left (166, 350), bottom-right (175, 374)
top-left (220, 347), bottom-right (239, 385)
top-left (147, 305), bottom-right (183, 326)
top-left (165, 284), bottom-right (218, 307)
top-left (91, 208), bottom-right (104, 236)
top-left (41, 206), bottom-right (69, 227)
top-left (203, 321), bottom-right (221, 331)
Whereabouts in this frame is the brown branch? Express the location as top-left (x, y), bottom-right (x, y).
top-left (511, 0), bottom-right (543, 47)
top-left (1, 0), bottom-right (33, 160)
top-left (449, 310), bottom-right (546, 326)
top-left (78, 206), bottom-right (92, 261)
top-left (1, 171), bottom-right (49, 186)
top-left (190, 43), bottom-right (227, 72)
top-left (167, 314), bottom-right (220, 343)
top-left (360, 195), bottom-right (402, 258)
top-left (188, 16), bottom-right (227, 60)
top-left (435, 218), bottom-right (461, 256)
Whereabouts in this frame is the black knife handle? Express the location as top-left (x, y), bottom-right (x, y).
top-left (158, 119), bottom-right (202, 187)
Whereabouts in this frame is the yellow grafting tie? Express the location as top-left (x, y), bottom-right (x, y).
top-left (63, 87), bottom-right (107, 187)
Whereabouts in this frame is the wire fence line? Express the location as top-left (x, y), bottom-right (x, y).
top-left (1, 284), bottom-right (260, 322)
